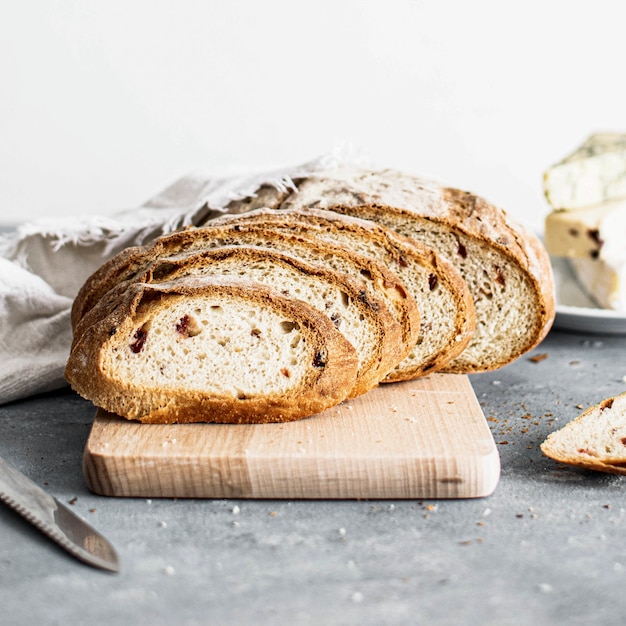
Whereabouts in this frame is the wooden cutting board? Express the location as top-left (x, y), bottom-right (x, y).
top-left (83, 373), bottom-right (500, 500)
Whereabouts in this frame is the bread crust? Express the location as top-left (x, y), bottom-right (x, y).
top-left (65, 277), bottom-right (359, 424)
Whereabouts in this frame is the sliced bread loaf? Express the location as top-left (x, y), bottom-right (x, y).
top-left (65, 276), bottom-right (359, 424)
top-left (222, 167), bottom-right (555, 372)
top-left (207, 208), bottom-right (475, 380)
top-left (541, 392), bottom-right (626, 475)
top-left (76, 245), bottom-right (404, 398)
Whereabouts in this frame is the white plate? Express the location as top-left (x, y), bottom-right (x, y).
top-left (551, 256), bottom-right (626, 334)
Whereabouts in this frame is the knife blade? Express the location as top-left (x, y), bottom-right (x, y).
top-left (0, 454), bottom-right (119, 572)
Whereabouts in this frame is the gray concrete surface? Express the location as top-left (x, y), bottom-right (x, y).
top-left (1, 328), bottom-right (626, 625)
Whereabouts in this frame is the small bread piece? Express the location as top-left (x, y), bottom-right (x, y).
top-left (541, 392), bottom-right (626, 475)
top-left (65, 276), bottom-right (359, 424)
top-left (224, 168), bottom-right (555, 372)
top-left (208, 209), bottom-right (475, 380)
top-left (78, 246), bottom-right (404, 398)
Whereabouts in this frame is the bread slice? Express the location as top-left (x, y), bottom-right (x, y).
top-left (222, 167), bottom-right (555, 372)
top-left (207, 208), bottom-right (475, 379)
top-left (76, 245), bottom-right (405, 398)
top-left (65, 276), bottom-right (359, 424)
top-left (541, 392), bottom-right (626, 475)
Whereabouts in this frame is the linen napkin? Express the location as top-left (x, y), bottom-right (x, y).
top-left (0, 149), bottom-right (355, 405)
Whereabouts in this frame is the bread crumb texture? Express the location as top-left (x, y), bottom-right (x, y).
top-left (541, 392), bottom-right (626, 474)
top-left (107, 295), bottom-right (309, 397)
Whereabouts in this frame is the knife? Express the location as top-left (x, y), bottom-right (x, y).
top-left (0, 454), bottom-right (120, 572)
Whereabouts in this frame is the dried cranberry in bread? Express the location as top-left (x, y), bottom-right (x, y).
top-left (541, 392), bottom-right (626, 475)
top-left (223, 167), bottom-right (556, 372)
top-left (207, 209), bottom-right (475, 380)
top-left (76, 246), bottom-right (405, 398)
top-left (65, 277), bottom-right (359, 424)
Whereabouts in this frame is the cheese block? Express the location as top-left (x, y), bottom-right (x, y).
top-left (544, 133), bottom-right (626, 210)
top-left (544, 199), bottom-right (626, 261)
top-left (544, 197), bottom-right (626, 311)
top-left (568, 257), bottom-right (626, 311)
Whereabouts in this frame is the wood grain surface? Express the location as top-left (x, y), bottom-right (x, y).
top-left (83, 373), bottom-right (500, 499)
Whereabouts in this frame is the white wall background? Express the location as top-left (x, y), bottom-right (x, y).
top-left (1, 0), bottom-right (625, 229)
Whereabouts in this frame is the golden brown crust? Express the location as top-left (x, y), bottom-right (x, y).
top-left (71, 226), bottom-right (199, 329)
top-left (539, 457), bottom-right (626, 476)
top-left (71, 242), bottom-right (162, 329)
top-left (65, 277), bottom-right (359, 424)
